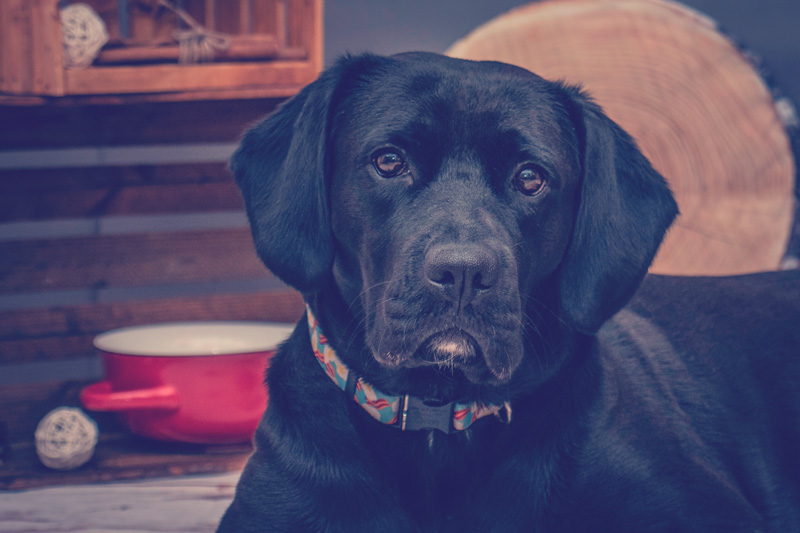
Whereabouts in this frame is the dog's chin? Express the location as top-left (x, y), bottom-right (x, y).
top-left (371, 326), bottom-right (516, 386)
top-left (416, 329), bottom-right (479, 362)
top-left (411, 329), bottom-right (495, 385)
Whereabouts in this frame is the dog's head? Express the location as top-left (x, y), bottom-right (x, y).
top-left (233, 53), bottom-right (677, 398)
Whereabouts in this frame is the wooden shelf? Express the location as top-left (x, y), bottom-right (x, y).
top-left (0, 0), bottom-right (323, 105)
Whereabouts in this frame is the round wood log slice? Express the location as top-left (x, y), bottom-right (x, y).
top-left (447, 0), bottom-right (797, 276)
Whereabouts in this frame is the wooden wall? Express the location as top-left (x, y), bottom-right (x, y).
top-left (0, 98), bottom-right (305, 388)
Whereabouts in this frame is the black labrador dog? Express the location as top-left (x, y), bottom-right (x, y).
top-left (218, 52), bottom-right (800, 532)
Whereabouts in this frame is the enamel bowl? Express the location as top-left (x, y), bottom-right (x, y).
top-left (80, 322), bottom-right (294, 444)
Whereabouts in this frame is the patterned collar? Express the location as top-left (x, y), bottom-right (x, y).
top-left (306, 306), bottom-right (510, 434)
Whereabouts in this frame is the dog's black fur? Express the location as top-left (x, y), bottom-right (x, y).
top-left (218, 52), bottom-right (800, 532)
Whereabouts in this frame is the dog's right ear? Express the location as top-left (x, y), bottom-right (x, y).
top-left (232, 56), bottom-right (375, 292)
top-left (557, 86), bottom-right (678, 334)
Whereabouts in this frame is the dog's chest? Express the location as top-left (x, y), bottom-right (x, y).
top-left (380, 428), bottom-right (486, 521)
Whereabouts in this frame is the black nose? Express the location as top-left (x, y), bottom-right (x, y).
top-left (424, 244), bottom-right (500, 306)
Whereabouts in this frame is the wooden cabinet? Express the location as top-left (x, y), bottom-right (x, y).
top-left (0, 0), bottom-right (323, 103)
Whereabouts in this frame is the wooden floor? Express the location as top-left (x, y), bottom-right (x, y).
top-left (0, 471), bottom-right (241, 533)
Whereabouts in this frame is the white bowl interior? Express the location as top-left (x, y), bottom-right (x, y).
top-left (94, 322), bottom-right (295, 357)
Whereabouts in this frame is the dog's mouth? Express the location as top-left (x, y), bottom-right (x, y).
top-left (369, 308), bottom-right (524, 385)
top-left (415, 329), bottom-right (479, 363)
top-left (411, 329), bottom-right (493, 384)
top-left (367, 265), bottom-right (525, 386)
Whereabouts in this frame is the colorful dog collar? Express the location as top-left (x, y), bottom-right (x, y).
top-left (306, 306), bottom-right (510, 434)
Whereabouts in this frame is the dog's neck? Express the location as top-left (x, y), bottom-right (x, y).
top-left (306, 304), bottom-right (510, 434)
top-left (303, 280), bottom-right (594, 432)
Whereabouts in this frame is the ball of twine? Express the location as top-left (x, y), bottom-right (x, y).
top-left (60, 3), bottom-right (109, 69)
top-left (35, 407), bottom-right (99, 470)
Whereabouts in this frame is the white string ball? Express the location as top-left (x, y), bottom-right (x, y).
top-left (60, 3), bottom-right (109, 69)
top-left (35, 407), bottom-right (99, 470)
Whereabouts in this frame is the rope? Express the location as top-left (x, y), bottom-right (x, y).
top-left (157, 0), bottom-right (232, 63)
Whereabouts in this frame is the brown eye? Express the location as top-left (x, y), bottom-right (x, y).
top-left (514, 165), bottom-right (547, 196)
top-left (372, 150), bottom-right (408, 178)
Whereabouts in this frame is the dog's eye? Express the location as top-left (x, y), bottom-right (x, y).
top-left (372, 150), bottom-right (408, 178)
top-left (514, 165), bottom-right (547, 196)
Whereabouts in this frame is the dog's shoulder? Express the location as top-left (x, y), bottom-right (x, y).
top-left (628, 271), bottom-right (800, 353)
top-left (576, 270), bottom-right (800, 532)
top-left (633, 270), bottom-right (800, 310)
top-left (597, 270), bottom-right (800, 423)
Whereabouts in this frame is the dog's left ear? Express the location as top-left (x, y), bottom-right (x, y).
top-left (231, 70), bottom-right (338, 292)
top-left (232, 55), bottom-right (381, 292)
top-left (558, 88), bottom-right (679, 333)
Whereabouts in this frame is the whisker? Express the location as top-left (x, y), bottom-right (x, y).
top-left (349, 280), bottom-right (392, 309)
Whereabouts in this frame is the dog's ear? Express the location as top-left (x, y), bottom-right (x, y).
top-left (232, 56), bottom-right (375, 292)
top-left (558, 88), bottom-right (679, 333)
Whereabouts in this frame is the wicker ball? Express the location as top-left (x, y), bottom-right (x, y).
top-left (35, 407), bottom-right (99, 470)
top-left (60, 3), bottom-right (109, 69)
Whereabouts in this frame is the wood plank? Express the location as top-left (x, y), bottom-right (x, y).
top-left (0, 98), bottom-right (280, 148)
top-left (0, 163), bottom-right (244, 221)
top-left (0, 336), bottom-right (95, 364)
top-left (252, 0), bottom-right (281, 36)
top-left (0, 472), bottom-right (239, 530)
top-left (64, 61), bottom-right (316, 95)
top-left (0, 0), bottom-right (30, 94)
top-left (288, 0), bottom-right (323, 72)
top-left (0, 228), bottom-right (267, 292)
top-left (205, 0), bottom-right (216, 30)
top-left (0, 290), bottom-right (303, 341)
top-left (0, 162), bottom-right (232, 192)
top-left (310, 0), bottom-right (324, 73)
top-left (0, 85), bottom-right (302, 105)
top-left (18, 0), bottom-right (34, 91)
top-left (0, 290), bottom-right (304, 363)
top-left (0, 0), bottom-right (12, 93)
top-left (240, 0), bottom-right (252, 34)
top-left (94, 36), bottom-right (306, 64)
top-left (0, 182), bottom-right (244, 221)
top-left (214, 0), bottom-right (242, 34)
top-left (29, 0), bottom-right (65, 96)
top-left (275, 0), bottom-right (287, 46)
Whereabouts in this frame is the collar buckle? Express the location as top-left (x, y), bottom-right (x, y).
top-left (399, 395), bottom-right (457, 434)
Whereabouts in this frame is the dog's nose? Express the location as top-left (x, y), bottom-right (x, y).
top-left (424, 244), bottom-right (499, 306)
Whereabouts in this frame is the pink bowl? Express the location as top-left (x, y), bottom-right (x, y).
top-left (80, 322), bottom-right (294, 444)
